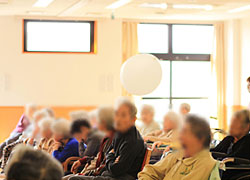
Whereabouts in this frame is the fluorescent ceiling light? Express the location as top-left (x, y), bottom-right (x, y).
top-left (33, 0), bottom-right (54, 7)
top-left (139, 3), bottom-right (167, 9)
top-left (106, 0), bottom-right (131, 9)
top-left (59, 0), bottom-right (89, 16)
top-left (228, 5), bottom-right (250, 13)
top-left (173, 4), bottom-right (213, 11)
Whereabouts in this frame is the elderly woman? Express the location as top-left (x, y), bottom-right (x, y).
top-left (5, 144), bottom-right (63, 180)
top-left (139, 114), bottom-right (216, 180)
top-left (211, 109), bottom-right (250, 179)
top-left (63, 106), bottom-right (116, 180)
top-left (52, 119), bottom-right (79, 163)
top-left (138, 104), bottom-right (160, 137)
top-left (144, 111), bottom-right (181, 143)
top-left (37, 117), bottom-right (54, 154)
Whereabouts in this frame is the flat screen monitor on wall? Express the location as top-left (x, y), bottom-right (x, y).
top-left (23, 20), bottom-right (95, 53)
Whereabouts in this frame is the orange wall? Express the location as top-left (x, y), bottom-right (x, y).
top-left (0, 106), bottom-right (96, 143)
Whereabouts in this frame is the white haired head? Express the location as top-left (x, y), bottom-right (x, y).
top-left (51, 119), bottom-right (71, 139)
top-left (69, 110), bottom-right (89, 121)
top-left (163, 111), bottom-right (182, 132)
top-left (115, 97), bottom-right (137, 119)
top-left (97, 106), bottom-right (115, 131)
top-left (180, 103), bottom-right (191, 115)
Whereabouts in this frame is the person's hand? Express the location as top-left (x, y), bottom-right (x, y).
top-left (53, 142), bottom-right (62, 151)
top-left (110, 149), bottom-right (115, 154)
top-left (163, 146), bottom-right (171, 153)
top-left (152, 141), bottom-right (163, 150)
top-left (71, 160), bottom-right (81, 174)
top-left (115, 156), bottom-right (120, 163)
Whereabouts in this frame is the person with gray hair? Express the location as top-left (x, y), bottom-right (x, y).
top-left (5, 144), bottom-right (63, 180)
top-left (144, 111), bottom-right (182, 143)
top-left (52, 119), bottom-right (79, 163)
top-left (179, 103), bottom-right (191, 116)
top-left (69, 98), bottom-right (146, 180)
top-left (138, 104), bottom-right (160, 136)
top-left (0, 103), bottom-right (37, 158)
top-left (211, 109), bottom-right (250, 179)
top-left (37, 117), bottom-right (54, 154)
top-left (139, 114), bottom-right (216, 180)
top-left (63, 106), bottom-right (115, 179)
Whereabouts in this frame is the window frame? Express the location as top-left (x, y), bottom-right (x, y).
top-left (139, 23), bottom-right (213, 109)
top-left (23, 19), bottom-right (96, 54)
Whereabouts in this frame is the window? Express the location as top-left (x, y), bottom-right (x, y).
top-left (23, 20), bottom-right (95, 53)
top-left (137, 24), bottom-right (214, 124)
top-left (138, 24), bottom-right (168, 54)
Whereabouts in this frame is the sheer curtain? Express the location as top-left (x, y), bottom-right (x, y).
top-left (122, 22), bottom-right (138, 97)
top-left (211, 22), bottom-right (227, 130)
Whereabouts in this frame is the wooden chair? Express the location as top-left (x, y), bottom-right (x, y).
top-left (62, 157), bottom-right (80, 172)
top-left (141, 148), bottom-right (153, 171)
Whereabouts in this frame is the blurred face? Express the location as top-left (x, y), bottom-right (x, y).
top-left (141, 109), bottom-right (154, 125)
top-left (247, 81), bottom-right (250, 93)
top-left (90, 117), bottom-right (97, 128)
top-left (179, 123), bottom-right (204, 158)
top-left (97, 121), bottom-right (106, 132)
top-left (73, 127), bottom-right (90, 142)
top-left (26, 108), bottom-right (36, 119)
top-left (53, 133), bottom-right (64, 142)
top-left (163, 116), bottom-right (176, 132)
top-left (41, 129), bottom-right (53, 139)
top-left (114, 104), bottom-right (136, 133)
top-left (180, 106), bottom-right (189, 115)
top-left (229, 116), bottom-right (249, 139)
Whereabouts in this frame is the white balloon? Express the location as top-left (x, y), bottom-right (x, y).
top-left (120, 54), bottom-right (162, 96)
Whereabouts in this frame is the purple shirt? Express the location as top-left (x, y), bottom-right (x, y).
top-left (13, 114), bottom-right (30, 133)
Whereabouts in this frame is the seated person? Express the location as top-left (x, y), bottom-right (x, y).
top-left (5, 144), bottom-right (63, 180)
top-left (63, 106), bottom-right (116, 179)
top-left (179, 103), bottom-right (191, 116)
top-left (37, 117), bottom-right (55, 154)
top-left (70, 119), bottom-right (103, 159)
top-left (0, 103), bottom-right (37, 158)
top-left (69, 98), bottom-right (146, 180)
top-left (89, 109), bottom-right (98, 129)
top-left (0, 108), bottom-right (49, 170)
top-left (52, 119), bottom-right (79, 163)
top-left (144, 111), bottom-right (181, 143)
top-left (137, 104), bottom-right (160, 137)
top-left (138, 114), bottom-right (216, 180)
top-left (211, 109), bottom-right (250, 180)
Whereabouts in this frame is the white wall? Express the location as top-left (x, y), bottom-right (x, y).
top-left (0, 16), bottom-right (123, 106)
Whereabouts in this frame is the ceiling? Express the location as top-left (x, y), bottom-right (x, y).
top-left (1, 0), bottom-right (250, 20)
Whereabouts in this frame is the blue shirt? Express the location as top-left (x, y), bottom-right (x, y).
top-left (53, 138), bottom-right (79, 162)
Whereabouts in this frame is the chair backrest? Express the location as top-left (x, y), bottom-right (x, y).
top-left (141, 148), bottom-right (152, 171)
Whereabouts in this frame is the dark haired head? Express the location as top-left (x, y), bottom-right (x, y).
top-left (247, 77), bottom-right (250, 82)
top-left (185, 114), bottom-right (211, 148)
top-left (70, 119), bottom-right (91, 135)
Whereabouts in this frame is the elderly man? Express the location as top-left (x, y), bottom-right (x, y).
top-left (138, 104), bottom-right (160, 137)
top-left (69, 98), bottom-right (146, 180)
top-left (211, 109), bottom-right (250, 179)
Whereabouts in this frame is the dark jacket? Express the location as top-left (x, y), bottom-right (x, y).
top-left (211, 134), bottom-right (250, 160)
top-left (105, 126), bottom-right (146, 178)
